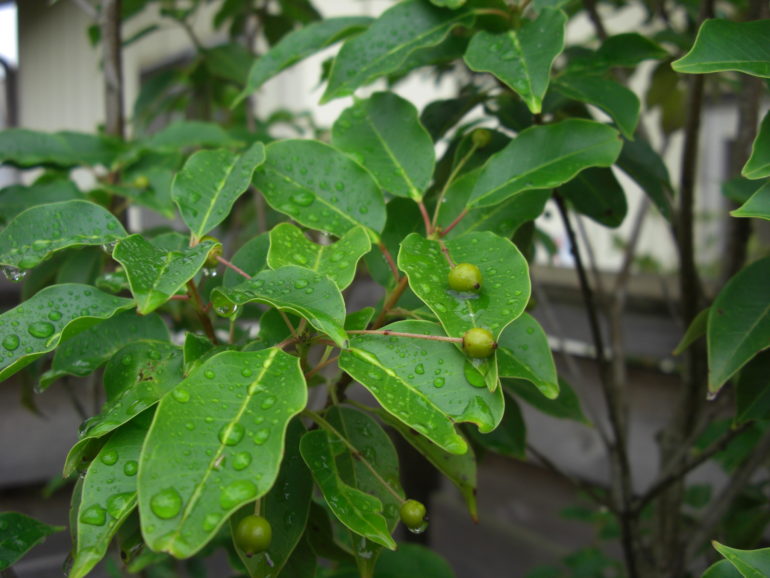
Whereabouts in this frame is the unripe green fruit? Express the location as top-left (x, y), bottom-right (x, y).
top-left (200, 236), bottom-right (222, 268)
top-left (448, 263), bottom-right (482, 293)
top-left (462, 327), bottom-right (496, 358)
top-left (234, 514), bottom-right (272, 556)
top-left (132, 175), bottom-right (150, 189)
top-left (472, 128), bottom-right (492, 148)
top-left (400, 499), bottom-right (427, 531)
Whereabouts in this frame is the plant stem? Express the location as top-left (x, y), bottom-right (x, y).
top-left (371, 275), bottom-right (410, 329)
top-left (217, 255), bottom-right (251, 279)
top-left (441, 208), bottom-right (468, 238)
top-left (101, 0), bottom-right (124, 140)
top-left (438, 239), bottom-right (455, 268)
top-left (278, 310), bottom-right (299, 339)
top-left (186, 280), bottom-right (219, 344)
top-left (303, 409), bottom-right (404, 504)
top-left (348, 329), bottom-right (462, 344)
top-left (305, 355), bottom-right (340, 380)
top-left (431, 143), bottom-right (478, 230)
top-left (418, 201), bottom-right (433, 236)
top-left (378, 241), bottom-right (400, 282)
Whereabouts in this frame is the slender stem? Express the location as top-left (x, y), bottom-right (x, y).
top-left (275, 336), bottom-right (299, 351)
top-left (186, 280), bottom-right (219, 344)
top-left (348, 329), bottom-right (462, 344)
top-left (441, 208), bottom-right (468, 238)
top-left (278, 310), bottom-right (299, 339)
top-left (438, 239), bottom-right (455, 268)
top-left (472, 8), bottom-right (512, 20)
top-left (305, 355), bottom-right (340, 380)
top-left (170, 294), bottom-right (190, 301)
top-left (418, 201), bottom-right (433, 236)
top-left (582, 0), bottom-right (608, 40)
top-left (372, 275), bottom-right (410, 329)
top-left (303, 409), bottom-right (405, 503)
top-left (378, 242), bottom-right (400, 282)
top-left (217, 255), bottom-right (251, 279)
top-left (101, 0), bottom-right (124, 140)
top-left (431, 144), bottom-right (478, 230)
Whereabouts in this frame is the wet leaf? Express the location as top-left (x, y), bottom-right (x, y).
top-left (712, 541), bottom-right (770, 577)
top-left (0, 513), bottom-right (64, 571)
top-left (466, 393), bottom-right (526, 459)
top-left (558, 167), bottom-right (627, 228)
top-left (0, 200), bottom-right (126, 269)
top-left (222, 234), bottom-right (269, 288)
top-left (0, 129), bottom-right (123, 169)
top-left (497, 313), bottom-right (558, 399)
top-left (138, 349), bottom-right (307, 558)
top-left (332, 92), bottom-right (435, 201)
top-left (254, 140), bottom-right (386, 237)
top-left (143, 121), bottom-right (236, 151)
top-left (268, 223), bottom-right (370, 290)
top-left (616, 137), bottom-right (673, 220)
top-left (673, 307), bottom-right (709, 356)
top-left (504, 378), bottom-right (590, 425)
top-left (0, 178), bottom-right (82, 224)
top-left (731, 182), bottom-right (770, 220)
top-left (374, 543), bottom-right (456, 578)
top-left (735, 352), bottom-right (770, 425)
top-left (0, 283), bottom-right (133, 382)
top-left (742, 112), bottom-right (770, 180)
top-left (339, 320), bottom-right (505, 454)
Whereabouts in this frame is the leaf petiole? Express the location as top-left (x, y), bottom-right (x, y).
top-left (348, 329), bottom-right (462, 344)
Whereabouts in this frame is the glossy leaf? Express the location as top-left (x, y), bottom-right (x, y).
top-left (708, 257), bottom-right (770, 393)
top-left (673, 307), bottom-right (709, 355)
top-left (0, 129), bottom-right (122, 169)
top-left (254, 140), bottom-right (386, 237)
top-left (0, 178), bottom-right (81, 224)
top-left (555, 75), bottom-right (640, 139)
top-left (299, 429), bottom-right (396, 550)
top-left (332, 92), bottom-right (435, 201)
top-left (712, 541), bottom-right (770, 577)
top-left (616, 137), bottom-right (673, 220)
top-left (742, 112), bottom-right (770, 180)
top-left (504, 378), bottom-right (590, 424)
top-left (236, 17), bottom-right (372, 104)
top-left (0, 284), bottom-right (133, 382)
top-left (703, 560), bottom-right (743, 578)
top-left (596, 33), bottom-right (668, 68)
top-left (322, 0), bottom-right (474, 102)
top-left (421, 90), bottom-right (485, 142)
top-left (559, 167), bottom-right (627, 228)
top-left (364, 198), bottom-right (423, 288)
top-left (211, 266), bottom-right (348, 347)
top-left (144, 121), bottom-right (236, 151)
top-left (268, 223), bottom-right (371, 290)
top-left (672, 19), bottom-right (770, 78)
top-left (469, 120), bottom-right (622, 208)
top-left (0, 512), bottom-right (64, 571)
top-left (466, 392), bottom-right (526, 459)
top-left (172, 142), bottom-right (265, 240)
top-left (731, 182), bottom-right (770, 220)
top-left (64, 341), bottom-right (184, 477)
top-left (222, 233), bottom-right (269, 288)
top-left (464, 9), bottom-right (566, 114)
top-left (138, 349), bottom-right (307, 557)
top-left (497, 313), bottom-right (558, 399)
top-left (339, 320), bottom-right (505, 454)
top-left (231, 419), bottom-right (312, 578)
top-left (0, 200), bottom-right (126, 269)
top-left (374, 544), bottom-right (456, 578)
top-left (70, 414), bottom-right (151, 578)
top-left (735, 352), bottom-right (770, 425)
top-left (381, 411), bottom-right (477, 521)
top-left (39, 311), bottom-right (169, 390)
top-left (113, 235), bottom-right (217, 314)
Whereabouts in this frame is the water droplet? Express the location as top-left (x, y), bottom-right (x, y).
top-left (48, 310), bottom-right (62, 321)
top-left (252, 428), bottom-right (270, 445)
top-left (2, 335), bottom-right (19, 351)
top-left (414, 363), bottom-right (425, 375)
top-left (433, 377), bottom-right (445, 388)
top-left (408, 519), bottom-right (429, 534)
top-left (203, 512), bottom-right (221, 532)
top-left (123, 461), bottom-right (138, 476)
top-left (232, 451), bottom-right (252, 471)
top-left (464, 362), bottom-right (486, 388)
top-left (150, 488), bottom-right (183, 519)
top-left (1, 266), bottom-right (26, 282)
top-left (291, 192), bottom-right (315, 207)
top-left (335, 181), bottom-right (345, 191)
top-left (293, 253), bottom-right (308, 265)
top-left (241, 368), bottom-right (253, 377)
top-left (526, 327), bottom-right (535, 335)
top-left (172, 388), bottom-right (190, 403)
top-left (293, 279), bottom-right (309, 289)
top-left (107, 492), bottom-right (134, 518)
top-left (204, 370), bottom-right (215, 379)
top-left (100, 449), bottom-right (119, 466)
top-left (218, 423), bottom-right (245, 446)
top-left (28, 321), bottom-right (54, 339)
top-left (80, 505), bottom-right (107, 526)
top-left (260, 395), bottom-right (276, 409)
top-left (219, 480), bottom-right (257, 510)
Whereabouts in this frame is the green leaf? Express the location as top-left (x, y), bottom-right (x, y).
top-left (345, 308), bottom-right (376, 332)
top-left (0, 129), bottom-right (123, 169)
top-left (559, 167), bottom-right (627, 227)
top-left (39, 311), bottom-right (169, 390)
top-left (469, 120), bottom-right (622, 208)
top-left (673, 307), bottom-right (709, 355)
top-left (172, 142), bottom-right (265, 239)
top-left (268, 223), bottom-right (371, 290)
top-left (380, 411), bottom-right (477, 521)
top-left (69, 414), bottom-right (151, 578)
top-left (464, 9), bottom-right (566, 114)
top-left (64, 341), bottom-right (184, 477)
top-left (735, 351), bottom-right (770, 425)
top-left (421, 90), bottom-right (485, 142)
top-left (731, 182), bottom-right (770, 220)
top-left (554, 75), bottom-right (640, 139)
top-left (0, 200), bottom-right (126, 269)
top-left (236, 17), bottom-right (372, 105)
top-left (497, 313), bottom-right (558, 399)
top-left (364, 198), bottom-right (423, 288)
top-left (222, 233), bottom-right (269, 288)
top-left (332, 92), bottom-right (435, 201)
top-left (339, 320), bottom-right (505, 454)
top-left (0, 283), bottom-right (133, 382)
top-left (616, 136), bottom-right (673, 220)
top-left (703, 559), bottom-right (743, 578)
top-left (712, 541), bottom-right (770, 577)
top-left (231, 419), bottom-right (312, 578)
top-left (254, 140), bottom-right (386, 237)
top-left (113, 235), bottom-right (217, 315)
top-left (0, 512), bottom-right (64, 571)
top-left (212, 266), bottom-right (348, 347)
top-left (742, 112), bottom-right (770, 180)
top-left (144, 121), bottom-right (236, 151)
top-left (672, 19), bottom-right (770, 78)
top-left (596, 33), bottom-right (668, 68)
top-left (374, 543), bottom-right (456, 578)
top-left (708, 257), bottom-right (770, 393)
top-left (326, 406), bottom-right (403, 573)
top-left (322, 0), bottom-right (474, 102)
top-left (0, 178), bottom-right (82, 224)
top-left (504, 378), bottom-right (590, 424)
top-left (466, 393), bottom-right (526, 459)
top-left (299, 429), bottom-right (396, 550)
top-left (138, 349), bottom-right (307, 558)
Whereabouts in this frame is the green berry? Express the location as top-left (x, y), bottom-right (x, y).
top-left (233, 514), bottom-right (272, 556)
top-left (448, 263), bottom-right (482, 293)
top-left (462, 328), bottom-right (496, 358)
top-left (132, 175), bottom-right (150, 189)
top-left (400, 499), bottom-right (427, 532)
top-left (471, 128), bottom-right (492, 148)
